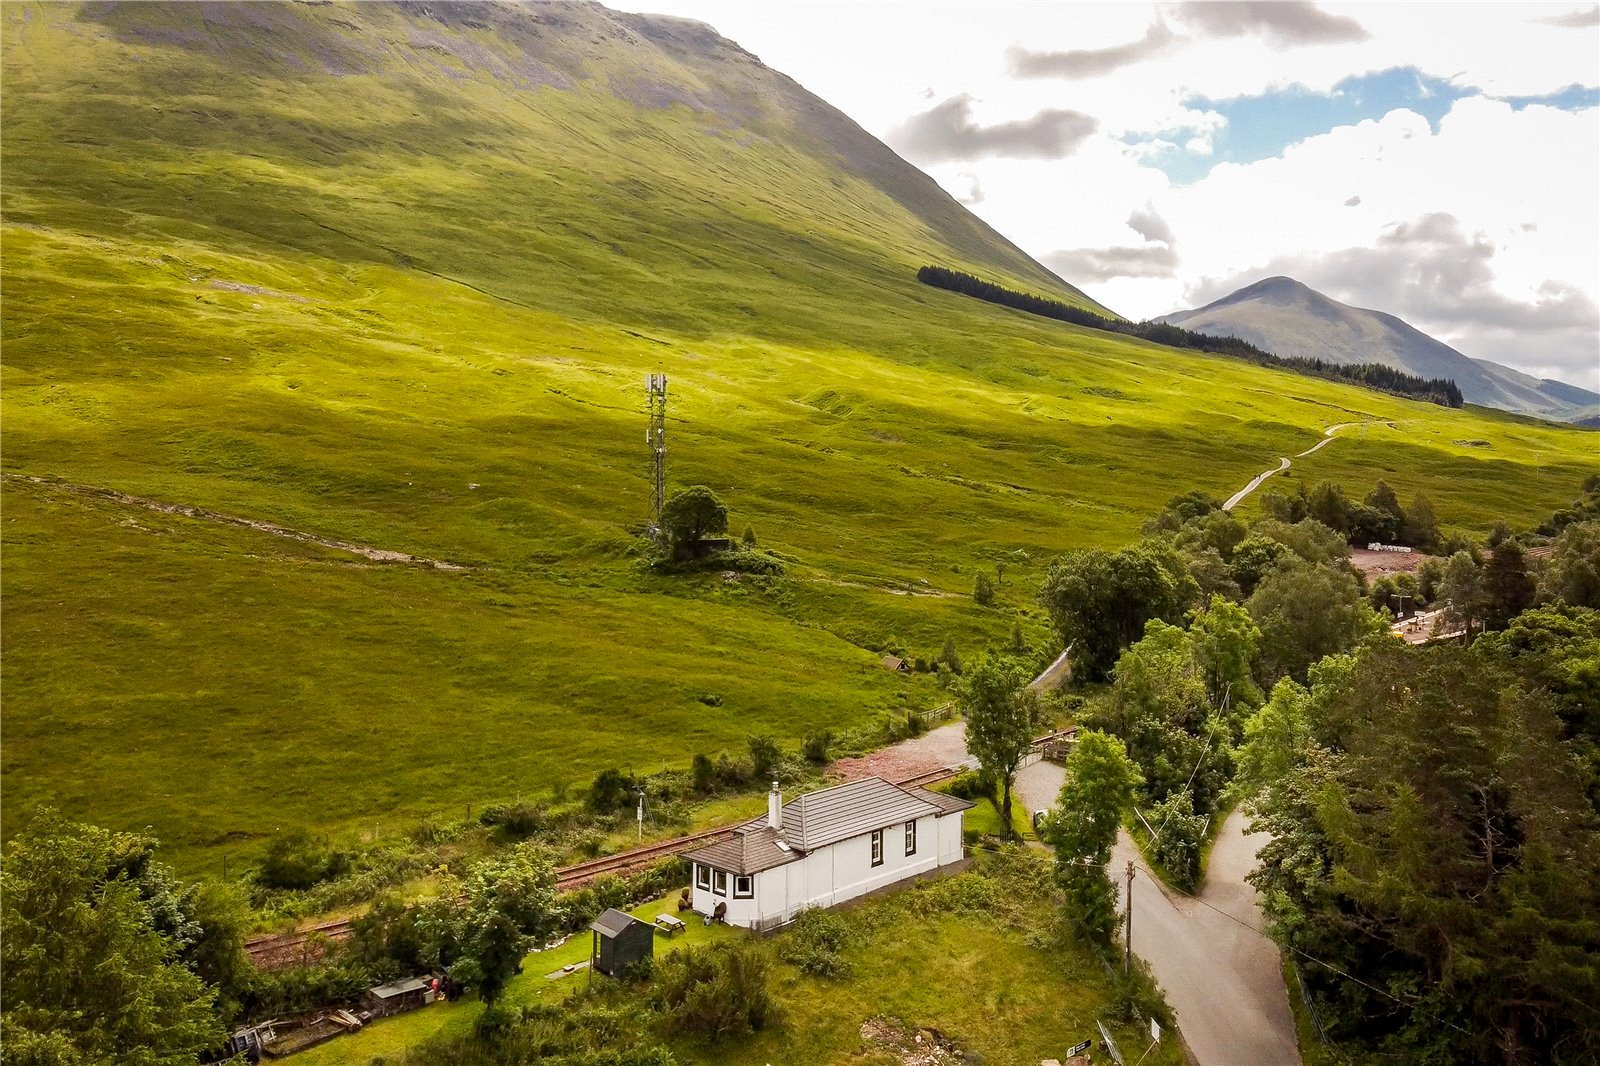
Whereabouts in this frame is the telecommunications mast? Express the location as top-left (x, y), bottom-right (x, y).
top-left (646, 373), bottom-right (667, 537)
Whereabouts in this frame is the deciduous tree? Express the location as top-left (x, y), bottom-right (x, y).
top-left (1044, 731), bottom-right (1142, 944)
top-left (1039, 541), bottom-right (1198, 682)
top-left (659, 485), bottom-right (728, 552)
top-left (962, 657), bottom-right (1037, 835)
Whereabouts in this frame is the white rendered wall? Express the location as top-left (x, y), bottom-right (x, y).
top-left (693, 813), bottom-right (966, 929)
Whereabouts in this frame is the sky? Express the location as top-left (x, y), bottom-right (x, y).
top-left (613, 1), bottom-right (1600, 392)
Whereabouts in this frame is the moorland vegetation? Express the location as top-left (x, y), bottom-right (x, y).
top-left (3, 2), bottom-right (1594, 875)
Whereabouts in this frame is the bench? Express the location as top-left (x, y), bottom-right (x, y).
top-left (654, 914), bottom-right (686, 936)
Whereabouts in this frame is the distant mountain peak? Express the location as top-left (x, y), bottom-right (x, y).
top-left (1160, 277), bottom-right (1597, 423)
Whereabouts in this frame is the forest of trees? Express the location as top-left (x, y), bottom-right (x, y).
top-left (1039, 477), bottom-right (1600, 1063)
top-left (917, 265), bottom-right (1465, 408)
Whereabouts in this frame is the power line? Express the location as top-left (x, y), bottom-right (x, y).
top-left (1120, 858), bottom-right (1475, 1040)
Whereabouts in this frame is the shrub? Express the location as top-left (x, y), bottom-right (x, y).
top-left (691, 753), bottom-right (715, 794)
top-left (257, 829), bottom-right (349, 891)
top-left (653, 943), bottom-right (773, 1040)
top-left (777, 909), bottom-right (852, 978)
top-left (742, 525), bottom-right (757, 546)
top-left (747, 735), bottom-right (781, 780)
top-left (801, 730), bottom-right (832, 764)
top-left (714, 752), bottom-right (749, 788)
top-left (943, 770), bottom-right (990, 801)
top-left (587, 769), bottom-right (637, 815)
top-left (974, 572), bottom-right (996, 607)
top-left (939, 636), bottom-right (963, 675)
top-left (478, 802), bottom-right (548, 840)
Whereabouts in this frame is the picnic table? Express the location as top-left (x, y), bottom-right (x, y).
top-left (654, 913), bottom-right (686, 936)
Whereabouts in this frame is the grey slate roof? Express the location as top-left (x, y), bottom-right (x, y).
top-left (681, 824), bottom-right (799, 876)
top-left (783, 777), bottom-right (944, 851)
top-left (910, 787), bottom-right (976, 816)
top-left (590, 908), bottom-right (646, 937)
top-left (682, 777), bottom-right (971, 875)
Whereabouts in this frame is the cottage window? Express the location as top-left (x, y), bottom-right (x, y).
top-left (713, 869), bottom-right (728, 896)
top-left (871, 829), bottom-right (884, 867)
top-left (695, 864), bottom-right (711, 891)
top-left (904, 819), bottom-right (917, 856)
top-left (734, 875), bottom-right (754, 898)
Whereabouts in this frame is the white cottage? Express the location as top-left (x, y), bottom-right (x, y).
top-left (682, 776), bottom-right (973, 930)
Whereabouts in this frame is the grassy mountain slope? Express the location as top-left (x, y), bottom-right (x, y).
top-left (1160, 276), bottom-right (1598, 422)
top-left (2, 1), bottom-right (1594, 870)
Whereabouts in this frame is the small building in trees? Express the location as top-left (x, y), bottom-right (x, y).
top-left (363, 977), bottom-right (432, 1017)
top-left (588, 908), bottom-right (654, 977)
top-left (881, 655), bottom-right (910, 673)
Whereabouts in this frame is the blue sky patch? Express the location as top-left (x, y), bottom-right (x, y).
top-left (1498, 83), bottom-right (1600, 111)
top-left (1126, 66), bottom-right (1477, 184)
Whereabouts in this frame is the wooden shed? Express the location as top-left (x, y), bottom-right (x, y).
top-left (589, 908), bottom-right (654, 977)
top-left (881, 655), bottom-right (910, 673)
top-left (363, 976), bottom-right (431, 1018)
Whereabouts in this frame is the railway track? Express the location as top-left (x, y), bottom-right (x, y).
top-left (244, 918), bottom-right (356, 966)
top-left (244, 763), bottom-right (973, 968)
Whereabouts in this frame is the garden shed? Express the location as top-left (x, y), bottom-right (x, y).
top-left (363, 976), bottom-right (431, 1017)
top-left (589, 908), bottom-right (654, 977)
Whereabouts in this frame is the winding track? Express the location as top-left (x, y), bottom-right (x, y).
top-left (1221, 421), bottom-right (1382, 512)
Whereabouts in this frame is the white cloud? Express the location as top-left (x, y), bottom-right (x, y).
top-left (609, 0), bottom-right (1598, 385)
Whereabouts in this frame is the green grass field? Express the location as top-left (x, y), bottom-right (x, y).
top-left (2, 2), bottom-right (1594, 872)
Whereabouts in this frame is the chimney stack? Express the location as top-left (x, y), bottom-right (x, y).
top-left (767, 781), bottom-right (782, 831)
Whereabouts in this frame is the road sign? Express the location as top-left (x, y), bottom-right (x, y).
top-left (1067, 1039), bottom-right (1091, 1056)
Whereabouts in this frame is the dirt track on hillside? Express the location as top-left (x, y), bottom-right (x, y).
top-left (6, 474), bottom-right (469, 571)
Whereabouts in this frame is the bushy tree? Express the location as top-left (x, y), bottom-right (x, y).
top-left (0, 813), bottom-right (224, 1064)
top-left (1247, 560), bottom-right (1383, 683)
top-left (1364, 480), bottom-right (1404, 525)
top-left (659, 485), bottom-right (728, 552)
top-left (653, 943), bottom-right (773, 1039)
top-left (1246, 642), bottom-right (1600, 1063)
top-left (1044, 731), bottom-right (1142, 944)
top-left (450, 849), bottom-right (562, 1006)
top-left (1402, 491), bottom-right (1439, 549)
top-left (1440, 549), bottom-right (1485, 637)
top-left (1307, 481), bottom-right (1351, 534)
top-left (1146, 789), bottom-right (1207, 890)
top-left (1228, 534), bottom-right (1288, 596)
top-left (1106, 621), bottom-right (1230, 814)
top-left (1189, 595), bottom-right (1264, 716)
top-left (973, 571), bottom-right (996, 607)
top-left (747, 734), bottom-right (781, 780)
top-left (1480, 540), bottom-right (1535, 630)
top-left (939, 635), bottom-right (963, 675)
top-left (587, 768), bottom-right (637, 814)
top-left (961, 657), bottom-right (1037, 834)
top-left (1039, 540), bottom-right (1199, 681)
top-left (1539, 520), bottom-right (1600, 609)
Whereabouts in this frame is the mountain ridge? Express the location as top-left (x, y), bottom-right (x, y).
top-left (1158, 276), bottom-right (1597, 423)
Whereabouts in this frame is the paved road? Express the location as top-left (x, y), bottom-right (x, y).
top-left (1016, 762), bottom-right (1300, 1066)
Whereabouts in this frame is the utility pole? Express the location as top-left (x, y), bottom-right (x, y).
top-left (1125, 860), bottom-right (1135, 974)
top-left (1391, 592), bottom-right (1410, 620)
top-left (646, 373), bottom-right (668, 539)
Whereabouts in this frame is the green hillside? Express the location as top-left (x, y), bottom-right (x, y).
top-left (2, 1), bottom-right (1593, 872)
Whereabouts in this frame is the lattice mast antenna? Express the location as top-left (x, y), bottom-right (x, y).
top-left (646, 373), bottom-right (668, 537)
